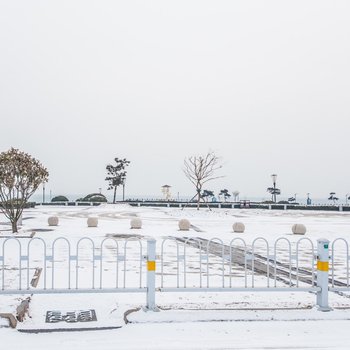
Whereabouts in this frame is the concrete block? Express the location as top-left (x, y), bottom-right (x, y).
top-left (233, 222), bottom-right (245, 233)
top-left (130, 218), bottom-right (142, 229)
top-left (178, 219), bottom-right (190, 231)
top-left (48, 216), bottom-right (59, 226)
top-left (87, 217), bottom-right (98, 227)
top-left (292, 224), bottom-right (306, 235)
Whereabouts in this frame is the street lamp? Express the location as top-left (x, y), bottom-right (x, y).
top-left (122, 177), bottom-right (126, 201)
top-left (271, 174), bottom-right (277, 203)
top-left (267, 174), bottom-right (281, 203)
top-left (42, 182), bottom-right (46, 204)
top-left (307, 193), bottom-right (311, 205)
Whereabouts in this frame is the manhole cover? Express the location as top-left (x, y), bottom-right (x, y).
top-left (46, 310), bottom-right (97, 323)
top-left (105, 233), bottom-right (142, 239)
top-left (33, 228), bottom-right (54, 232)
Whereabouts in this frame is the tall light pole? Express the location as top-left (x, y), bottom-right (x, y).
top-left (42, 182), bottom-right (46, 204)
top-left (122, 177), bottom-right (126, 201)
top-left (294, 193), bottom-right (297, 203)
top-left (307, 193), bottom-right (311, 205)
top-left (271, 174), bottom-right (277, 203)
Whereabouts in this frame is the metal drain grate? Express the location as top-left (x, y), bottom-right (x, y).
top-left (46, 310), bottom-right (97, 323)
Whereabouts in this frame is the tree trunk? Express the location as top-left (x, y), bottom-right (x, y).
top-left (196, 189), bottom-right (201, 210)
top-left (113, 187), bottom-right (117, 204)
top-left (11, 220), bottom-right (18, 233)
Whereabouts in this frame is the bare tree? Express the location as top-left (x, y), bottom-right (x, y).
top-left (0, 148), bottom-right (49, 233)
top-left (183, 152), bottom-right (223, 210)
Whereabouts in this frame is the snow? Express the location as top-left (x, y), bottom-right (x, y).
top-left (1, 204), bottom-right (350, 349)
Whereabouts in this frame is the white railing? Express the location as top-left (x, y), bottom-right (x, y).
top-left (1, 236), bottom-right (350, 311)
top-left (0, 236), bottom-right (146, 294)
top-left (330, 238), bottom-right (350, 290)
top-left (159, 236), bottom-right (316, 291)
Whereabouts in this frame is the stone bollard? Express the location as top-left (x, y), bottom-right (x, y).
top-left (130, 218), bottom-right (142, 229)
top-left (87, 217), bottom-right (98, 227)
top-left (178, 219), bottom-right (191, 231)
top-left (232, 222), bottom-right (245, 233)
top-left (48, 216), bottom-right (59, 226)
top-left (292, 224), bottom-right (306, 235)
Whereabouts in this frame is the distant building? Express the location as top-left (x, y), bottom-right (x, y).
top-left (161, 185), bottom-right (171, 201)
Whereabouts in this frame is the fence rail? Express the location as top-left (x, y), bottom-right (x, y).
top-left (0, 236), bottom-right (146, 293)
top-left (1, 236), bottom-right (350, 311)
top-left (127, 201), bottom-right (350, 212)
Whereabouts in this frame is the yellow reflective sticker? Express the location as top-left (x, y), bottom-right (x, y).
top-left (147, 261), bottom-right (156, 271)
top-left (317, 261), bottom-right (329, 272)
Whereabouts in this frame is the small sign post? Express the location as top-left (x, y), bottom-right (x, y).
top-left (145, 238), bottom-right (158, 311)
top-left (316, 239), bottom-right (331, 311)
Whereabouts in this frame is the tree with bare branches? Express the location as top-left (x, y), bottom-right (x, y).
top-left (0, 148), bottom-right (49, 232)
top-left (183, 151), bottom-right (223, 210)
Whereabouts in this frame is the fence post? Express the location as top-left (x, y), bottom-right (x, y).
top-left (145, 238), bottom-right (158, 311)
top-left (316, 238), bottom-right (331, 311)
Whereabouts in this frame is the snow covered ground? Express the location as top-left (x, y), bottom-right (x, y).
top-left (1, 204), bottom-right (350, 349)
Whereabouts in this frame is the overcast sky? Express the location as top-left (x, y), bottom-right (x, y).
top-left (0, 1), bottom-right (349, 201)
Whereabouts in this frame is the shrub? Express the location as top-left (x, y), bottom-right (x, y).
top-left (51, 195), bottom-right (69, 202)
top-left (76, 193), bottom-right (107, 203)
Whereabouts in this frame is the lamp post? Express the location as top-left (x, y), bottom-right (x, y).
top-left (346, 193), bottom-right (350, 206)
top-left (42, 182), bottom-right (46, 204)
top-left (271, 174), bottom-right (277, 203)
top-left (122, 176), bottom-right (126, 202)
top-left (307, 193), bottom-right (311, 205)
top-left (294, 193), bottom-right (297, 203)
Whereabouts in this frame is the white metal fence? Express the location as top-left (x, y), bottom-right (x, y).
top-left (159, 236), bottom-right (317, 290)
top-left (0, 236), bottom-right (147, 294)
top-left (1, 236), bottom-right (349, 311)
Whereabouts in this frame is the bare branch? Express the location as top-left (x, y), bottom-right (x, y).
top-left (183, 151), bottom-right (223, 209)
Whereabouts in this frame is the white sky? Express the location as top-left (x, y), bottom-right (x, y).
top-left (0, 1), bottom-right (349, 201)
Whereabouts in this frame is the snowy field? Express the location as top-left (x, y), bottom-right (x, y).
top-left (1, 204), bottom-right (350, 349)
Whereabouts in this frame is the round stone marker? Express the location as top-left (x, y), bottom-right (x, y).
top-left (48, 216), bottom-right (59, 226)
top-left (87, 217), bottom-right (98, 227)
top-left (130, 218), bottom-right (142, 229)
top-left (292, 224), bottom-right (306, 235)
top-left (178, 218), bottom-right (191, 231)
top-left (232, 222), bottom-right (245, 233)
